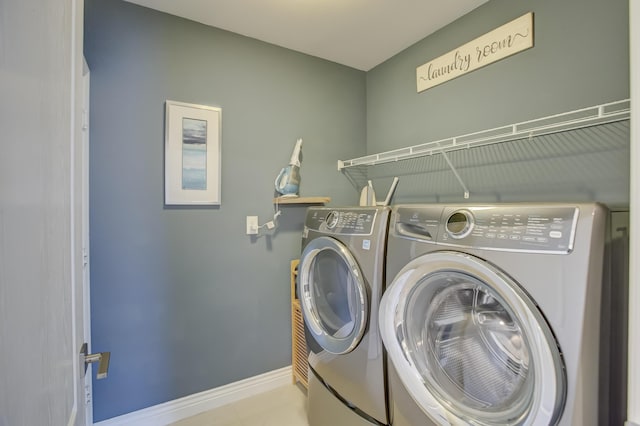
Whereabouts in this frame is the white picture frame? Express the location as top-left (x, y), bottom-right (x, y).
top-left (165, 100), bottom-right (221, 205)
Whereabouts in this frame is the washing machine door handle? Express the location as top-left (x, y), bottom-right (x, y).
top-left (299, 236), bottom-right (368, 355)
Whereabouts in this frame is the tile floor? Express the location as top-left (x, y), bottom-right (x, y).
top-left (170, 384), bottom-right (309, 426)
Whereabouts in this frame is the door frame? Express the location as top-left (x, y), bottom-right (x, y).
top-left (81, 58), bottom-right (93, 426)
top-left (628, 1), bottom-right (640, 424)
top-left (71, 0), bottom-right (88, 424)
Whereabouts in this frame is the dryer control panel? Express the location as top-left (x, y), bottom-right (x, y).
top-left (394, 205), bottom-right (581, 254)
top-left (305, 208), bottom-right (379, 236)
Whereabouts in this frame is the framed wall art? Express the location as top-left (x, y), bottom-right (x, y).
top-left (165, 100), bottom-right (221, 205)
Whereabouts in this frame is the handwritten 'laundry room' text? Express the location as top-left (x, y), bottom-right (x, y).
top-left (476, 30), bottom-right (531, 63)
top-left (416, 12), bottom-right (534, 93)
top-left (425, 51), bottom-right (471, 81)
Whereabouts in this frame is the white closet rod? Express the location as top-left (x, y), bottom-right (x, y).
top-left (338, 99), bottom-right (631, 171)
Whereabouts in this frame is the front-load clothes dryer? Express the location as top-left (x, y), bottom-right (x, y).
top-left (299, 207), bottom-right (390, 426)
top-left (379, 203), bottom-right (608, 426)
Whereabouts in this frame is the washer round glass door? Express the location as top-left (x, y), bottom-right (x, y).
top-left (379, 251), bottom-right (566, 425)
top-left (299, 236), bottom-right (368, 355)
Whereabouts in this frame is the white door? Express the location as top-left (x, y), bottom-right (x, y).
top-left (298, 236), bottom-right (368, 355)
top-left (379, 251), bottom-right (565, 426)
top-left (0, 0), bottom-right (88, 425)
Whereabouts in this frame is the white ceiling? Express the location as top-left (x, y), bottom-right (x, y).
top-left (123, 0), bottom-right (488, 71)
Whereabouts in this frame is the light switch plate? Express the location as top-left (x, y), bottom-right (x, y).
top-left (246, 216), bottom-right (259, 235)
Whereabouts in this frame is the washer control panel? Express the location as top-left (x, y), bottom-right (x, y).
top-left (306, 208), bottom-right (379, 236)
top-left (394, 205), bottom-right (580, 253)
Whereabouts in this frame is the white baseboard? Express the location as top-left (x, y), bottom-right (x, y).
top-left (94, 366), bottom-right (292, 426)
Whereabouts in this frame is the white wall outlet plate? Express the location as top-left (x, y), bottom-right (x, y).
top-left (246, 216), bottom-right (259, 235)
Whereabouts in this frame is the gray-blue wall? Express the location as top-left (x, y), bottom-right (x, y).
top-left (85, 0), bottom-right (630, 421)
top-left (365, 0), bottom-right (630, 205)
top-left (84, 0), bottom-right (365, 420)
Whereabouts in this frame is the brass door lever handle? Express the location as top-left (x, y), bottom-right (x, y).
top-left (81, 343), bottom-right (111, 379)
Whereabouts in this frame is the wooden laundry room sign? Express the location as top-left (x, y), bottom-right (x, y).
top-left (416, 12), bottom-right (534, 93)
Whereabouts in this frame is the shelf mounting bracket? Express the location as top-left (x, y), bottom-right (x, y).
top-left (440, 149), bottom-right (470, 199)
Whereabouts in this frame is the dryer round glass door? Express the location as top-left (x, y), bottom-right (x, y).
top-left (299, 236), bottom-right (368, 355)
top-left (379, 251), bottom-right (566, 425)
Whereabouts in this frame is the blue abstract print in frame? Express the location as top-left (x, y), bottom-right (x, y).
top-left (182, 118), bottom-right (207, 190)
top-left (165, 100), bottom-right (221, 205)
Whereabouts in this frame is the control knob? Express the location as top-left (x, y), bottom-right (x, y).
top-left (325, 211), bottom-right (340, 229)
top-left (446, 210), bottom-right (474, 239)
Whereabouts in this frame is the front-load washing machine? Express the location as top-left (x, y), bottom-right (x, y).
top-left (379, 203), bottom-right (608, 425)
top-left (299, 207), bottom-right (390, 426)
